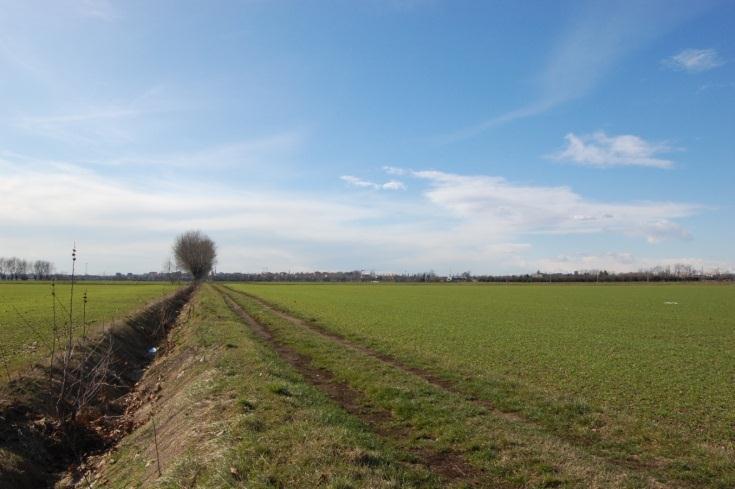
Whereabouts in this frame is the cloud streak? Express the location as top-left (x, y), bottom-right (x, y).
top-left (98, 131), bottom-right (305, 168)
top-left (0, 158), bottom-right (706, 274)
top-left (341, 175), bottom-right (406, 191)
top-left (8, 85), bottom-right (190, 147)
top-left (438, 1), bottom-right (711, 143)
top-left (550, 132), bottom-right (675, 169)
top-left (410, 169), bottom-right (698, 243)
top-left (76, 0), bottom-right (118, 21)
top-left (664, 48), bottom-right (725, 72)
top-left (536, 252), bottom-right (734, 274)
top-left (13, 106), bottom-right (145, 145)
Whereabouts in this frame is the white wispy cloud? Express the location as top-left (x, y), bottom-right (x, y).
top-left (438, 1), bottom-right (710, 143)
top-left (14, 107), bottom-right (144, 144)
top-left (664, 48), bottom-right (725, 73)
top-left (697, 81), bottom-right (735, 92)
top-left (551, 132), bottom-right (675, 169)
top-left (9, 85), bottom-right (193, 146)
top-left (341, 175), bottom-right (406, 190)
top-left (0, 33), bottom-right (48, 80)
top-left (382, 180), bottom-right (406, 190)
top-left (17, 109), bottom-right (142, 126)
top-left (0, 1), bottom-right (119, 85)
top-left (100, 131), bottom-right (305, 168)
top-left (0, 162), bottom-right (369, 234)
top-left (411, 170), bottom-right (698, 243)
top-left (382, 165), bottom-right (407, 175)
top-left (340, 175), bottom-right (377, 188)
top-left (0, 158), bottom-right (706, 274)
top-left (75, 0), bottom-right (118, 21)
top-left (536, 253), bottom-right (734, 274)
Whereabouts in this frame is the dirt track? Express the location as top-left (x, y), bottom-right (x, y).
top-left (216, 286), bottom-right (484, 486)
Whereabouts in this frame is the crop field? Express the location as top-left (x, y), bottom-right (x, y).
top-left (3, 282), bottom-right (733, 487)
top-left (0, 282), bottom-right (180, 373)
top-left (224, 282), bottom-right (735, 487)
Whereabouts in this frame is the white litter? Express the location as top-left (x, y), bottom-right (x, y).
top-left (664, 301), bottom-right (679, 305)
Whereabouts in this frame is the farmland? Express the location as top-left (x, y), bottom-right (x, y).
top-left (225, 282), bottom-right (735, 486)
top-left (2, 281), bottom-right (734, 487)
top-left (0, 282), bottom-right (181, 373)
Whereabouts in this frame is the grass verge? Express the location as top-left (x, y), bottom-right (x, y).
top-left (88, 284), bottom-right (432, 488)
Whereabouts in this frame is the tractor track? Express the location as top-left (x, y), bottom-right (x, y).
top-left (219, 285), bottom-right (683, 488)
top-left (222, 286), bottom-right (528, 422)
top-left (215, 286), bottom-right (487, 487)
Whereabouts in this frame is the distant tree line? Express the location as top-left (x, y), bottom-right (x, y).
top-left (0, 257), bottom-right (54, 280)
top-left (213, 270), bottom-right (446, 282)
top-left (474, 266), bottom-right (734, 283)
top-left (214, 270), bottom-right (372, 282)
top-left (7, 258), bottom-right (730, 284)
top-left (45, 271), bottom-right (192, 282)
top-left (212, 265), bottom-right (733, 283)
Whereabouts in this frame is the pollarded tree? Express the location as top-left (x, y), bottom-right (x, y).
top-left (172, 230), bottom-right (217, 281)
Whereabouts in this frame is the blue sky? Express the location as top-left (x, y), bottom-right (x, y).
top-left (1, 0), bottom-right (733, 274)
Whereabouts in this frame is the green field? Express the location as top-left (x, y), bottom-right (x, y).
top-left (227, 282), bottom-right (735, 486)
top-left (0, 282), bottom-right (180, 372)
top-left (3, 282), bottom-right (733, 487)
top-left (89, 285), bottom-right (435, 488)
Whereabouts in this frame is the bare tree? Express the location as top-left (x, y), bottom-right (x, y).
top-left (5, 257), bottom-right (17, 279)
top-left (0, 257), bottom-right (53, 280)
top-left (33, 260), bottom-right (53, 280)
top-left (5, 257), bottom-right (28, 280)
top-left (172, 230), bottom-right (217, 281)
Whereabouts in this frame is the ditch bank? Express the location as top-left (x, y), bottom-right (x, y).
top-left (0, 285), bottom-right (195, 488)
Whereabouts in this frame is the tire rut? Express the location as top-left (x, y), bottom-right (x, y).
top-left (220, 285), bottom-right (678, 486)
top-left (224, 286), bottom-right (522, 421)
top-left (216, 288), bottom-right (486, 487)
